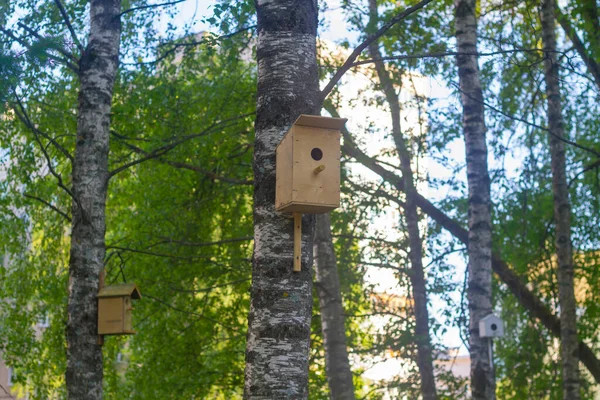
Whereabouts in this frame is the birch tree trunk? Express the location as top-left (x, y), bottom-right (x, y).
top-left (454, 0), bottom-right (495, 397)
top-left (366, 2), bottom-right (437, 397)
top-left (244, 1), bottom-right (319, 398)
top-left (314, 213), bottom-right (355, 400)
top-left (65, 1), bottom-right (121, 398)
top-left (540, 0), bottom-right (581, 397)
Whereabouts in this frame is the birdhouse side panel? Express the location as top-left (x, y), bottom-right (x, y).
top-left (275, 130), bottom-right (294, 211)
top-left (291, 126), bottom-right (340, 211)
top-left (98, 297), bottom-right (125, 335)
top-left (123, 296), bottom-right (134, 333)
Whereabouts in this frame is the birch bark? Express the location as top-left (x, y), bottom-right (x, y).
top-left (540, 0), bottom-right (581, 397)
top-left (454, 0), bottom-right (495, 397)
top-left (366, 2), bottom-right (437, 397)
top-left (244, 1), bottom-right (319, 398)
top-left (65, 1), bottom-right (121, 399)
top-left (314, 214), bottom-right (356, 400)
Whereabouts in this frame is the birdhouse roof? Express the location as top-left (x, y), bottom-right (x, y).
top-left (98, 283), bottom-right (141, 299)
top-left (480, 313), bottom-right (501, 322)
top-left (293, 114), bottom-right (347, 130)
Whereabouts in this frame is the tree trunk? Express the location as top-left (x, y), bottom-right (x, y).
top-left (243, 1), bottom-right (319, 398)
top-left (454, 0), bottom-right (495, 397)
top-left (339, 129), bottom-right (600, 383)
top-left (540, 0), bottom-right (581, 397)
top-left (66, 0), bottom-right (121, 399)
top-left (314, 213), bottom-right (356, 400)
top-left (366, 2), bottom-right (438, 398)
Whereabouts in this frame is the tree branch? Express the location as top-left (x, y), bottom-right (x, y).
top-left (108, 112), bottom-right (253, 178)
top-left (0, 26), bottom-right (79, 73)
top-left (23, 193), bottom-right (71, 222)
top-left (554, 3), bottom-right (600, 92)
top-left (10, 97), bottom-right (74, 162)
top-left (118, 0), bottom-right (187, 17)
top-left (318, 0), bottom-right (435, 104)
top-left (162, 159), bottom-right (253, 185)
top-left (53, 0), bottom-right (84, 54)
top-left (350, 48), bottom-right (569, 67)
top-left (123, 25), bottom-right (257, 66)
top-left (450, 81), bottom-right (600, 158)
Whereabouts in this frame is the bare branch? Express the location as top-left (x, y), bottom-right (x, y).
top-left (166, 278), bottom-right (251, 294)
top-left (17, 22), bottom-right (78, 64)
top-left (118, 0), bottom-right (187, 17)
top-left (163, 159), bottom-right (253, 185)
top-left (153, 236), bottom-right (253, 247)
top-left (53, 0), bottom-right (84, 54)
top-left (10, 98), bottom-right (74, 162)
top-left (123, 25), bottom-right (257, 66)
top-left (145, 294), bottom-right (241, 331)
top-left (23, 193), bottom-right (71, 222)
top-left (449, 81), bottom-right (600, 157)
top-left (319, 0), bottom-right (435, 104)
top-left (351, 48), bottom-right (568, 67)
top-left (108, 112), bottom-right (254, 178)
top-left (11, 93), bottom-right (85, 220)
top-left (0, 26), bottom-right (79, 73)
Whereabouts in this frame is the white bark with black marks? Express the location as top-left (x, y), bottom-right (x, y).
top-left (65, 0), bottom-right (121, 399)
top-left (314, 213), bottom-right (355, 400)
top-left (540, 0), bottom-right (581, 397)
top-left (454, 0), bottom-right (495, 397)
top-left (244, 1), bottom-right (319, 398)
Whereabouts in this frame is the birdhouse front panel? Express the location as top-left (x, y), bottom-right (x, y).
top-left (291, 126), bottom-right (340, 210)
top-left (98, 297), bottom-right (126, 335)
top-left (275, 115), bottom-right (346, 214)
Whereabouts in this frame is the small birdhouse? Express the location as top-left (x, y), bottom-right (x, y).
top-left (276, 114), bottom-right (347, 213)
top-left (98, 283), bottom-right (141, 335)
top-left (479, 313), bottom-right (504, 338)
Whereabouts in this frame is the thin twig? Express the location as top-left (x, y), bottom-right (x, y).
top-left (53, 0), bottom-right (84, 54)
top-left (119, 0), bottom-right (188, 17)
top-left (351, 48), bottom-right (568, 67)
top-left (17, 22), bottom-right (78, 63)
top-left (108, 112), bottom-right (254, 178)
top-left (0, 26), bottom-right (79, 72)
top-left (145, 294), bottom-right (240, 331)
top-left (10, 98), bottom-right (74, 162)
top-left (450, 82), bottom-right (600, 158)
top-left (123, 25), bottom-right (257, 66)
top-left (23, 193), bottom-right (71, 222)
top-left (163, 159), bottom-right (253, 185)
top-left (11, 92), bottom-right (85, 220)
top-left (319, 0), bottom-right (436, 104)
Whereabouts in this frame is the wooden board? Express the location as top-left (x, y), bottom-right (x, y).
top-left (98, 297), bottom-right (124, 335)
top-left (275, 130), bottom-right (294, 210)
top-left (291, 126), bottom-right (340, 209)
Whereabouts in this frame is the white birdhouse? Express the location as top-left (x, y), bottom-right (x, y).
top-left (479, 313), bottom-right (504, 338)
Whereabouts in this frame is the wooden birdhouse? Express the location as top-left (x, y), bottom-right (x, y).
top-left (97, 283), bottom-right (141, 335)
top-left (276, 114), bottom-right (347, 214)
top-left (275, 114), bottom-right (347, 272)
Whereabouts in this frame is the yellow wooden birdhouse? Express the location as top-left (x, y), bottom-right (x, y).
top-left (276, 114), bottom-right (347, 213)
top-left (97, 283), bottom-right (141, 335)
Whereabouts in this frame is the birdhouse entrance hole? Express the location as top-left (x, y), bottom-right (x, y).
top-left (311, 148), bottom-right (323, 161)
